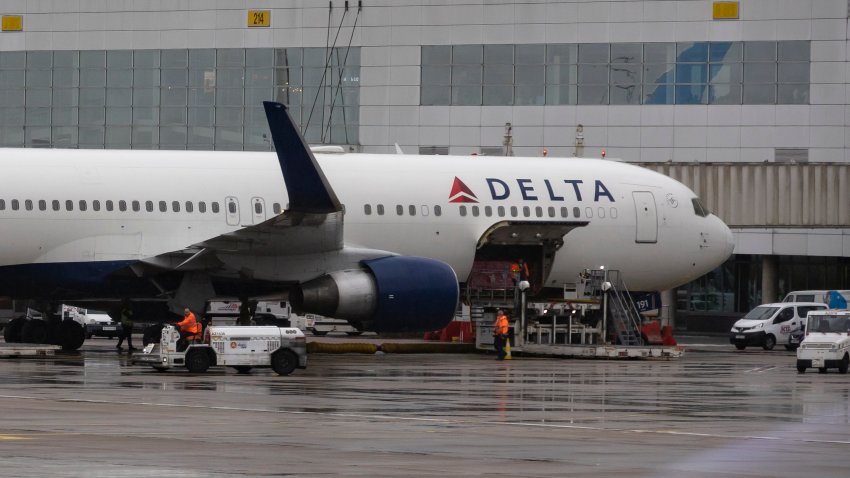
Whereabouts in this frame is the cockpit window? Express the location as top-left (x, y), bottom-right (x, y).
top-left (692, 197), bottom-right (709, 217)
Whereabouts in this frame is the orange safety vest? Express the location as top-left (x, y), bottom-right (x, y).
top-left (177, 312), bottom-right (201, 339)
top-left (494, 314), bottom-right (509, 335)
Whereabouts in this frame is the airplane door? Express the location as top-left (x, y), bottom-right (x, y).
top-left (251, 197), bottom-right (266, 224)
top-left (632, 191), bottom-right (657, 243)
top-left (226, 197), bottom-right (240, 226)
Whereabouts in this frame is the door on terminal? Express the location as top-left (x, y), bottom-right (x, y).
top-left (632, 191), bottom-right (657, 243)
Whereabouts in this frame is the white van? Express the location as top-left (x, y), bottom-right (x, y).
top-left (730, 302), bottom-right (828, 350)
top-left (783, 290), bottom-right (850, 306)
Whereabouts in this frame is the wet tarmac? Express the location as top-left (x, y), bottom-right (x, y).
top-left (1, 336), bottom-right (849, 477)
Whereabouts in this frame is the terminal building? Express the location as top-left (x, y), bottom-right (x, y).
top-left (0, 0), bottom-right (847, 328)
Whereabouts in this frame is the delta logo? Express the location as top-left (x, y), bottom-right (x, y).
top-left (449, 177), bottom-right (478, 203)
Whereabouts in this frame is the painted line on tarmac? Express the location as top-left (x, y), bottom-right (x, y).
top-left (3, 393), bottom-right (850, 446)
top-left (743, 365), bottom-right (778, 374)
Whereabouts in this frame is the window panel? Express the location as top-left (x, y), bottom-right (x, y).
top-left (677, 42), bottom-right (708, 62)
top-left (0, 107), bottom-right (24, 125)
top-left (546, 64), bottom-right (578, 86)
top-left (133, 88), bottom-right (160, 106)
top-left (188, 107), bottom-right (215, 126)
top-left (214, 107), bottom-right (243, 125)
top-left (106, 107), bottom-right (132, 125)
top-left (675, 84), bottom-right (707, 104)
top-left (216, 88), bottom-right (243, 106)
top-left (0, 70), bottom-right (25, 88)
top-left (106, 88), bottom-right (132, 106)
top-left (745, 42), bottom-right (776, 61)
top-left (107, 69), bottom-right (133, 87)
top-left (244, 124), bottom-right (271, 146)
top-left (710, 42), bottom-right (742, 62)
top-left (52, 126), bottom-right (77, 147)
top-left (215, 126), bottom-right (242, 146)
top-left (515, 65), bottom-right (544, 85)
top-left (0, 127), bottom-right (24, 146)
top-left (451, 85), bottom-right (482, 105)
top-left (51, 107), bottom-right (77, 125)
top-left (245, 68), bottom-right (273, 87)
top-left (133, 127), bottom-right (158, 146)
top-left (161, 69), bottom-right (188, 87)
top-left (105, 125), bottom-right (131, 145)
top-left (162, 49), bottom-right (188, 68)
top-left (743, 84), bottom-right (776, 104)
top-left (188, 88), bottom-right (215, 106)
top-left (483, 85), bottom-right (512, 105)
top-left (778, 63), bottom-right (809, 83)
top-left (216, 68), bottom-right (245, 88)
top-left (421, 66), bottom-right (451, 85)
top-left (514, 85), bottom-right (544, 105)
top-left (107, 51), bottom-right (133, 68)
top-left (133, 50), bottom-right (160, 68)
top-left (189, 49), bottom-right (215, 68)
top-left (644, 43), bottom-right (676, 63)
top-left (611, 43), bottom-right (641, 64)
top-left (709, 84), bottom-right (742, 104)
top-left (577, 84), bottom-right (608, 104)
top-left (26, 70), bottom-right (52, 88)
top-left (189, 126), bottom-right (214, 144)
top-left (79, 107), bottom-right (105, 125)
top-left (217, 49), bottom-right (245, 68)
top-left (643, 84), bottom-right (674, 104)
top-left (610, 84), bottom-right (641, 105)
top-left (161, 107), bottom-right (187, 125)
top-left (778, 41), bottom-right (809, 61)
top-left (27, 51), bottom-right (52, 69)
top-left (483, 64), bottom-right (513, 84)
top-left (778, 84), bottom-right (808, 104)
top-left (578, 64), bottom-right (607, 83)
top-left (53, 69), bottom-right (79, 87)
top-left (25, 127), bottom-right (51, 147)
top-left (274, 68), bottom-right (301, 87)
top-left (421, 87), bottom-right (450, 105)
top-left (484, 44), bottom-right (513, 64)
top-left (53, 51), bottom-right (79, 69)
top-left (545, 84), bottom-right (575, 105)
top-left (744, 63), bottom-right (776, 83)
top-left (26, 89), bottom-right (52, 107)
top-left (274, 48), bottom-right (302, 68)
top-left (161, 87), bottom-right (188, 106)
top-left (246, 48), bottom-right (273, 68)
top-left (134, 69), bottom-right (160, 87)
top-left (644, 63), bottom-right (675, 84)
top-left (160, 125), bottom-right (187, 144)
top-left (709, 63), bottom-right (742, 83)
top-left (25, 108), bottom-right (51, 125)
top-left (611, 63), bottom-right (640, 84)
top-left (132, 107), bottom-right (158, 125)
top-left (452, 65), bottom-right (482, 85)
top-left (79, 126), bottom-right (104, 144)
top-left (452, 45), bottom-right (482, 64)
top-left (0, 51), bottom-right (26, 69)
top-left (547, 44), bottom-right (576, 64)
top-left (80, 69), bottom-right (106, 87)
top-left (516, 44), bottom-right (544, 64)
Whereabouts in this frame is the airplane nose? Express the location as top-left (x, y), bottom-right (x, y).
top-left (718, 217), bottom-right (735, 259)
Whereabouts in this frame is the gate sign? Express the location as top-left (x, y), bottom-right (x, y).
top-left (634, 292), bottom-right (661, 315)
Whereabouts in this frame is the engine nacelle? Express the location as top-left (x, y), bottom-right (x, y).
top-left (291, 256), bottom-right (459, 332)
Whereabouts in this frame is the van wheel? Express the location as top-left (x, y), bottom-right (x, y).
top-left (271, 349), bottom-right (298, 376)
top-left (232, 366), bottom-right (252, 374)
top-left (839, 355), bottom-right (849, 374)
top-left (185, 349), bottom-right (211, 373)
top-left (762, 335), bottom-right (776, 351)
top-left (734, 344), bottom-right (746, 350)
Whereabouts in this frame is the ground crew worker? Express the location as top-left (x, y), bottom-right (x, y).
top-left (115, 304), bottom-right (136, 351)
top-left (176, 307), bottom-right (202, 351)
top-left (510, 260), bottom-right (529, 285)
top-left (493, 309), bottom-right (510, 360)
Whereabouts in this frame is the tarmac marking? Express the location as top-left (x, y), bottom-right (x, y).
top-left (743, 365), bottom-right (777, 374)
top-left (0, 435), bottom-right (32, 440)
top-left (3, 393), bottom-right (850, 447)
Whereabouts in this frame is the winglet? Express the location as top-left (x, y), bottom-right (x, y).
top-left (263, 101), bottom-right (342, 214)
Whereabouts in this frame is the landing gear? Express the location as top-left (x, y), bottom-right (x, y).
top-left (57, 320), bottom-right (85, 351)
top-left (3, 317), bottom-right (26, 343)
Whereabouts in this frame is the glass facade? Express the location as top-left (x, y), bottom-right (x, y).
top-left (422, 41), bottom-right (809, 106)
top-left (0, 48), bottom-right (360, 150)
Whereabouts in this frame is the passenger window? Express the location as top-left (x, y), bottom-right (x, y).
top-left (65, 200), bottom-right (73, 211)
top-left (186, 201), bottom-right (193, 213)
top-left (92, 200), bottom-right (100, 211)
top-left (585, 207), bottom-right (593, 218)
top-left (38, 200), bottom-right (46, 211)
top-left (25, 199), bottom-right (33, 211)
top-left (132, 200), bottom-right (140, 212)
top-left (159, 201), bottom-right (167, 212)
top-left (396, 205), bottom-right (403, 216)
top-left (212, 202), bottom-right (220, 213)
top-left (522, 206), bottom-right (530, 217)
top-left (409, 205), bottom-right (416, 216)
top-left (485, 206), bottom-right (492, 217)
top-left (548, 206), bottom-right (555, 218)
top-left (535, 206), bottom-right (542, 217)
top-left (272, 203), bottom-right (281, 214)
top-left (51, 200), bottom-right (59, 211)
top-left (598, 207), bottom-right (605, 218)
top-left (497, 206), bottom-right (505, 217)
top-left (11, 199), bottom-right (19, 211)
top-left (459, 205), bottom-right (467, 217)
top-left (364, 204), bottom-right (372, 215)
top-left (377, 204), bottom-right (385, 215)
top-left (510, 206), bottom-right (518, 217)
top-left (561, 207), bottom-right (568, 218)
top-left (146, 201), bottom-right (154, 212)
top-left (433, 205), bottom-right (440, 217)
top-left (228, 201), bottom-right (237, 214)
top-left (173, 201), bottom-right (180, 212)
top-left (421, 205), bottom-right (429, 216)
top-left (774, 308), bottom-right (794, 324)
top-left (119, 200), bottom-right (127, 212)
top-left (471, 206), bottom-right (479, 217)
top-left (106, 200), bottom-right (113, 211)
top-left (79, 200), bottom-right (87, 212)
top-left (199, 201), bottom-right (207, 213)
top-left (611, 207), bottom-right (618, 219)
top-left (0, 199), bottom-right (4, 210)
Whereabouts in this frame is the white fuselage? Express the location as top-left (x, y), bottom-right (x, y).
top-left (0, 148), bottom-right (733, 292)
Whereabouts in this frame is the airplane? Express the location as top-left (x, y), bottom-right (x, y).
top-left (0, 101), bottom-right (734, 349)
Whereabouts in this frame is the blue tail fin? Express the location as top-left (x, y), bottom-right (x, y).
top-left (263, 101), bottom-right (342, 214)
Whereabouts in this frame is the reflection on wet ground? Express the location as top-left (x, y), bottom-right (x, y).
top-left (0, 338), bottom-right (849, 476)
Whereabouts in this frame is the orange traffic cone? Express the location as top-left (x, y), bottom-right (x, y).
top-left (504, 339), bottom-right (512, 360)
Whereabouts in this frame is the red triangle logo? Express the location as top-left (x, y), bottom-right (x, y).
top-left (449, 177), bottom-right (478, 203)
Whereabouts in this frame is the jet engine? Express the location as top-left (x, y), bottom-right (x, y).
top-left (290, 256), bottom-right (459, 332)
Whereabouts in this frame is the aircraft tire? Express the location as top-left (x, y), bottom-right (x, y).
top-left (58, 321), bottom-right (86, 351)
top-left (3, 317), bottom-right (26, 343)
top-left (271, 349), bottom-right (298, 376)
top-left (21, 320), bottom-right (49, 344)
